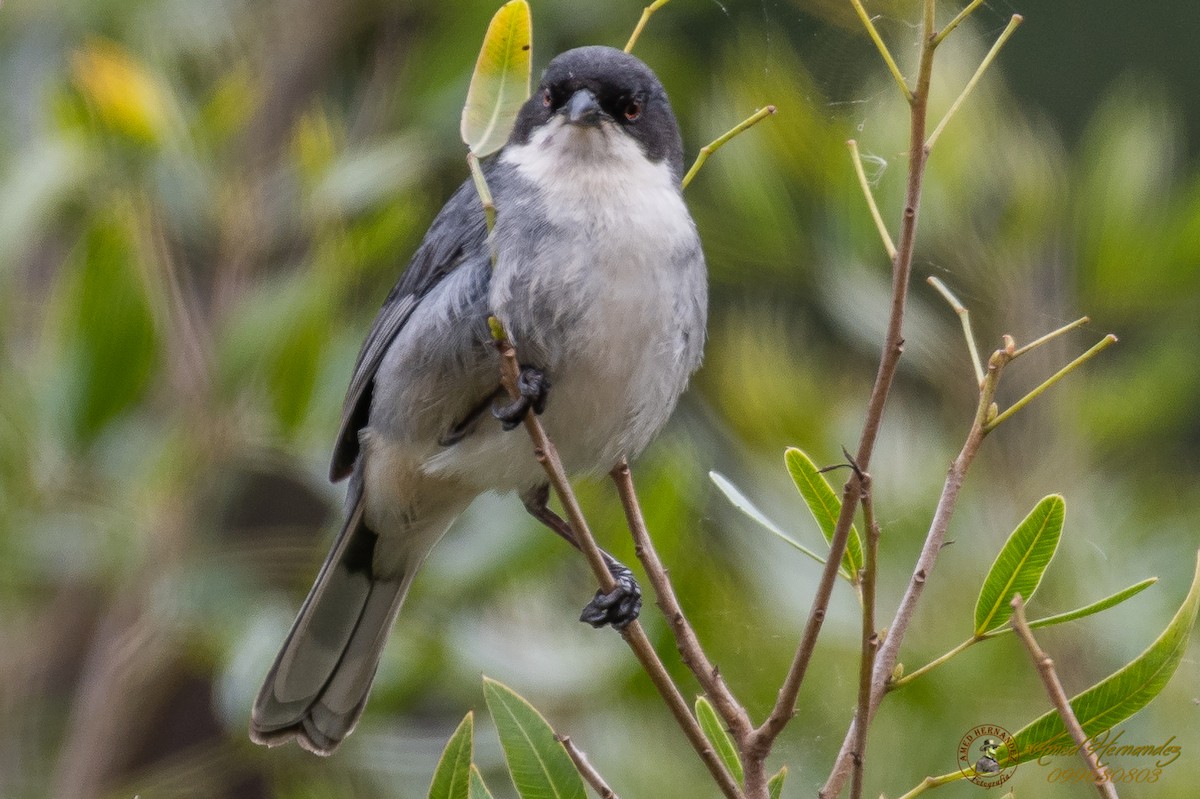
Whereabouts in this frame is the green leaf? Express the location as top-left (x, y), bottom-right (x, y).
top-left (66, 215), bottom-right (158, 444)
top-left (1000, 550), bottom-right (1200, 767)
top-left (461, 0), bottom-right (532, 157)
top-left (783, 448), bottom-right (864, 581)
top-left (469, 765), bottom-right (496, 799)
top-left (767, 766), bottom-right (788, 799)
top-left (695, 696), bottom-right (743, 784)
top-left (483, 676), bottom-right (586, 799)
top-left (974, 495), bottom-right (1065, 636)
top-left (709, 471), bottom-right (835, 573)
top-left (428, 712), bottom-right (474, 799)
top-left (980, 577), bottom-right (1157, 639)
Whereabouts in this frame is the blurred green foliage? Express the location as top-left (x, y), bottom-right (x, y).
top-left (1, 1), bottom-right (1198, 798)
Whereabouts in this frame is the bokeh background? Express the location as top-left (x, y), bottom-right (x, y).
top-left (1, 0), bottom-right (1197, 797)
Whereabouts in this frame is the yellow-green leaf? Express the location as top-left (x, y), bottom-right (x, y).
top-left (461, 1), bottom-right (532, 157)
top-left (72, 38), bottom-right (169, 143)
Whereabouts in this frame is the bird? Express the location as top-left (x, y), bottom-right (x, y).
top-left (249, 45), bottom-right (707, 756)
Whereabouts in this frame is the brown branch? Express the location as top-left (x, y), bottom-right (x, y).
top-left (1010, 596), bottom-right (1119, 799)
top-left (821, 346), bottom-right (1009, 797)
top-left (611, 461), bottom-right (753, 742)
top-left (494, 339), bottom-right (744, 799)
top-left (849, 473), bottom-right (882, 799)
top-left (746, 0), bottom-right (940, 764)
top-left (559, 735), bottom-right (619, 799)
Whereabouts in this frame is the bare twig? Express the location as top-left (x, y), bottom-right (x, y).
top-left (611, 461), bottom-right (754, 746)
top-left (849, 473), bottom-right (882, 799)
top-left (848, 0), bottom-right (912, 102)
top-left (682, 106), bottom-right (777, 190)
top-left (1010, 595), bottom-right (1119, 799)
top-left (931, 0), bottom-right (986, 47)
top-left (926, 15), bottom-right (1023, 150)
top-left (559, 735), bottom-right (619, 799)
top-left (927, 276), bottom-right (984, 386)
top-left (623, 0), bottom-right (672, 54)
top-left (985, 335), bottom-right (1117, 431)
top-left (493, 339), bottom-right (744, 799)
top-left (1012, 316), bottom-right (1090, 358)
top-left (821, 345), bottom-right (1009, 798)
top-left (848, 139), bottom-right (897, 261)
top-left (749, 0), bottom-right (940, 765)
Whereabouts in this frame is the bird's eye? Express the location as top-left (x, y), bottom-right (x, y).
top-left (542, 88), bottom-right (552, 108)
top-left (624, 100), bottom-right (642, 121)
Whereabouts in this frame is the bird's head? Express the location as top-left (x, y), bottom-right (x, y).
top-left (508, 46), bottom-right (685, 181)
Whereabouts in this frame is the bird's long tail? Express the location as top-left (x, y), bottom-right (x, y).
top-left (249, 480), bottom-right (447, 755)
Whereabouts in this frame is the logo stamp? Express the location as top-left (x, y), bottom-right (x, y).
top-left (958, 724), bottom-right (1017, 788)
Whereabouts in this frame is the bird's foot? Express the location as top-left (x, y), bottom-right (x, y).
top-left (580, 561), bottom-right (642, 630)
top-left (492, 366), bottom-right (550, 430)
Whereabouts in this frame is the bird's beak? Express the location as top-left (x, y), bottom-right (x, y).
top-left (563, 89), bottom-right (603, 127)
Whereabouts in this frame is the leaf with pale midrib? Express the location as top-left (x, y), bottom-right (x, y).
top-left (974, 495), bottom-right (1064, 636)
top-left (483, 677), bottom-right (586, 799)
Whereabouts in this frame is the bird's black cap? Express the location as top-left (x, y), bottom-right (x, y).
top-left (509, 46), bottom-right (685, 179)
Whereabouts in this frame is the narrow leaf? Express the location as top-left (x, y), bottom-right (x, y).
top-left (483, 677), bottom-right (586, 799)
top-left (428, 712), bottom-right (474, 799)
top-left (469, 765), bottom-right (496, 799)
top-left (1000, 550), bottom-right (1200, 767)
top-left (461, 0), bottom-right (532, 157)
top-left (784, 448), bottom-right (864, 580)
top-left (980, 578), bottom-right (1157, 639)
top-left (695, 696), bottom-right (743, 784)
top-left (709, 471), bottom-right (836, 573)
top-left (768, 766), bottom-right (788, 799)
top-left (974, 495), bottom-right (1064, 636)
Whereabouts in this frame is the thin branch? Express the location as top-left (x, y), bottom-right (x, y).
top-left (894, 774), bottom-right (957, 799)
top-left (495, 339), bottom-right (615, 592)
top-left (493, 339), bottom-right (744, 799)
top-left (849, 475), bottom-right (882, 799)
top-left (1010, 596), bottom-right (1119, 799)
top-left (1012, 315), bottom-right (1091, 358)
top-left (931, 0), bottom-right (986, 47)
top-left (820, 347), bottom-right (1011, 798)
top-left (752, 0), bottom-right (941, 765)
top-left (611, 461), bottom-right (754, 746)
top-left (467, 152), bottom-right (496, 232)
top-left (559, 735), bottom-right (619, 799)
top-left (623, 0), bottom-right (672, 54)
top-left (886, 635), bottom-right (978, 690)
top-left (926, 15), bottom-right (1023, 150)
top-left (985, 335), bottom-right (1117, 432)
top-left (682, 106), bottom-right (777, 190)
top-left (927, 276), bottom-right (984, 386)
top-left (848, 0), bottom-right (913, 103)
top-left (848, 139), bottom-right (897, 261)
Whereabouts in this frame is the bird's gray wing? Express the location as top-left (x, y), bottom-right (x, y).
top-left (329, 177), bottom-right (489, 481)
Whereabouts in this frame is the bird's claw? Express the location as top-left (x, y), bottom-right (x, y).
top-left (579, 562), bottom-right (642, 630)
top-left (492, 366), bottom-right (551, 430)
